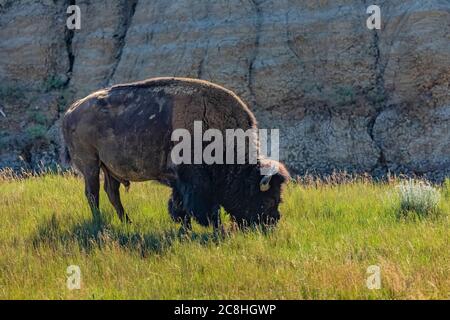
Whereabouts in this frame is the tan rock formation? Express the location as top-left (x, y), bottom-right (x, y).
top-left (0, 0), bottom-right (449, 179)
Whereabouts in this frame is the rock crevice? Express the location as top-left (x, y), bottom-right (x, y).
top-left (64, 0), bottom-right (76, 87)
top-left (108, 0), bottom-right (139, 84)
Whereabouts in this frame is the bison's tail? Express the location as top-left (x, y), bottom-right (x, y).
top-left (123, 180), bottom-right (131, 192)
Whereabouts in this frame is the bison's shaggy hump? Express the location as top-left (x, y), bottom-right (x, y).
top-left (111, 77), bottom-right (256, 124)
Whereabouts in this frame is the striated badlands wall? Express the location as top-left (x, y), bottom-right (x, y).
top-left (0, 0), bottom-right (449, 179)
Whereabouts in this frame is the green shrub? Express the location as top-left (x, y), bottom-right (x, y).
top-left (57, 89), bottom-right (74, 112)
top-left (26, 124), bottom-right (48, 141)
top-left (43, 75), bottom-right (66, 92)
top-left (30, 111), bottom-right (48, 125)
top-left (0, 85), bottom-right (22, 99)
top-left (397, 180), bottom-right (441, 217)
top-left (333, 86), bottom-right (356, 106)
top-left (0, 130), bottom-right (11, 151)
top-left (0, 136), bottom-right (9, 149)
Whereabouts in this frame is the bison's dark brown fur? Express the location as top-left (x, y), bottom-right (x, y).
top-left (62, 77), bottom-right (289, 230)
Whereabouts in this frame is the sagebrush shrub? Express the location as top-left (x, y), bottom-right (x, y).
top-left (397, 180), bottom-right (441, 217)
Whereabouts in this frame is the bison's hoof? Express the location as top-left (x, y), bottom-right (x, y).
top-left (123, 215), bottom-right (133, 224)
top-left (178, 226), bottom-right (192, 238)
top-left (213, 225), bottom-right (227, 239)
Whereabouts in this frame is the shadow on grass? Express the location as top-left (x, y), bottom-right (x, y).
top-left (31, 213), bottom-right (218, 257)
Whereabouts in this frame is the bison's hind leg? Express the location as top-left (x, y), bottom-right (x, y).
top-left (79, 163), bottom-right (101, 221)
top-left (102, 165), bottom-right (132, 223)
top-left (69, 147), bottom-right (101, 220)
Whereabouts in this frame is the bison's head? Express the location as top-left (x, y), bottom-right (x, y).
top-left (226, 159), bottom-right (290, 228)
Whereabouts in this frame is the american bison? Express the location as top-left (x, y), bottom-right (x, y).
top-left (62, 77), bottom-right (289, 230)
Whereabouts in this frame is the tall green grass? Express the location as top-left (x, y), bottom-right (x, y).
top-left (0, 172), bottom-right (449, 299)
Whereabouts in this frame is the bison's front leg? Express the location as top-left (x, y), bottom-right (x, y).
top-left (210, 205), bottom-right (225, 236)
top-left (169, 185), bottom-right (222, 232)
top-left (171, 165), bottom-right (223, 233)
top-left (168, 188), bottom-right (192, 232)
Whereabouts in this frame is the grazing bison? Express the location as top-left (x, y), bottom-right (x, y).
top-left (62, 77), bottom-right (289, 230)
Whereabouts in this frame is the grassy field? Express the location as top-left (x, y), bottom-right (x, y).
top-left (0, 172), bottom-right (449, 299)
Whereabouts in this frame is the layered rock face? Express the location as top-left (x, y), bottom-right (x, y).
top-left (0, 0), bottom-right (449, 179)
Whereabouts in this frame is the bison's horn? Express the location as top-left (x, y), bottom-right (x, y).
top-left (260, 175), bottom-right (272, 192)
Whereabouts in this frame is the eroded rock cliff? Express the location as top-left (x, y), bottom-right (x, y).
top-left (0, 0), bottom-right (449, 179)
